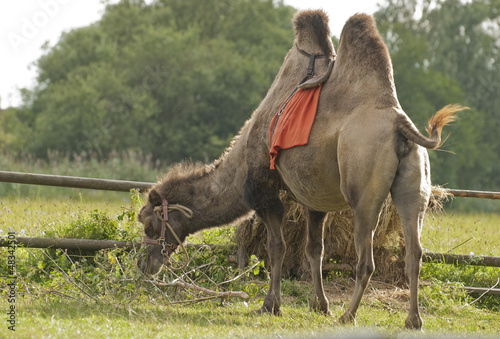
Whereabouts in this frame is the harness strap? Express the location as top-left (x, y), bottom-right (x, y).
top-left (270, 45), bottom-right (332, 144)
top-left (142, 198), bottom-right (194, 271)
top-left (295, 43), bottom-right (330, 59)
top-left (158, 199), bottom-right (168, 242)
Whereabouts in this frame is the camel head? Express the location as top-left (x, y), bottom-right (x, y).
top-left (137, 188), bottom-right (192, 275)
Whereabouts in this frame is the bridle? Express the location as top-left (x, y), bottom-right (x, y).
top-left (295, 43), bottom-right (333, 81)
top-left (142, 198), bottom-right (193, 271)
top-left (270, 44), bottom-right (334, 142)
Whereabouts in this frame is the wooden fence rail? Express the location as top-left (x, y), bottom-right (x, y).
top-left (0, 236), bottom-right (140, 251)
top-left (1, 170), bottom-right (500, 199)
top-left (446, 189), bottom-right (500, 200)
top-left (0, 170), bottom-right (152, 192)
top-left (422, 252), bottom-right (500, 267)
top-left (2, 237), bottom-right (500, 269)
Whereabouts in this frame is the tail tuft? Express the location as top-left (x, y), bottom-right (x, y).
top-left (425, 104), bottom-right (468, 148)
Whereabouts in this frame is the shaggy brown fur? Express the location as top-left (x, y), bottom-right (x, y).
top-left (325, 14), bottom-right (398, 112)
top-left (137, 10), bottom-right (465, 330)
top-left (292, 10), bottom-right (335, 58)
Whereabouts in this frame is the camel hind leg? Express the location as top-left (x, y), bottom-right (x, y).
top-left (337, 134), bottom-right (399, 325)
top-left (339, 192), bottom-right (387, 325)
top-left (303, 208), bottom-right (331, 315)
top-left (390, 147), bottom-right (430, 330)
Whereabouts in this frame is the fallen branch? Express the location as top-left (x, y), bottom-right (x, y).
top-left (150, 280), bottom-right (249, 300)
top-left (41, 250), bottom-right (99, 303)
top-left (167, 295), bottom-right (222, 305)
top-left (0, 236), bottom-right (139, 251)
top-left (215, 259), bottom-right (264, 288)
top-left (468, 278), bottom-right (500, 303)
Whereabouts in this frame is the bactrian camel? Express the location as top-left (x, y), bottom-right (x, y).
top-left (137, 10), bottom-right (465, 329)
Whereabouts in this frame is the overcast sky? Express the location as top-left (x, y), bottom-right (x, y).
top-left (0, 0), bottom-right (381, 108)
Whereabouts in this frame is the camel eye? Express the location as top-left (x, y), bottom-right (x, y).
top-left (144, 220), bottom-right (154, 237)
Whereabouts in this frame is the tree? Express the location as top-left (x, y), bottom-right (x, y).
top-left (376, 0), bottom-right (500, 190)
top-left (11, 0), bottom-right (295, 163)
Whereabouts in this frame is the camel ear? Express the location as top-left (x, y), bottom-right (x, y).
top-left (148, 189), bottom-right (162, 206)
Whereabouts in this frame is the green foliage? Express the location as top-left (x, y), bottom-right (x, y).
top-left (0, 107), bottom-right (29, 153)
top-left (47, 210), bottom-right (119, 240)
top-left (376, 0), bottom-right (500, 192)
top-left (421, 263), bottom-right (500, 310)
top-left (2, 0), bottom-right (294, 164)
top-left (0, 192), bottom-right (145, 285)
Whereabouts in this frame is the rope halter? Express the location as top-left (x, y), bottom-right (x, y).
top-left (142, 198), bottom-right (193, 271)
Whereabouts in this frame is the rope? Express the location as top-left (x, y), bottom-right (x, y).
top-left (153, 203), bottom-right (194, 271)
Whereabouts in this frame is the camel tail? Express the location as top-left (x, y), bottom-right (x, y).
top-left (397, 104), bottom-right (468, 149)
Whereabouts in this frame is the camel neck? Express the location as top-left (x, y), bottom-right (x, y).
top-left (186, 155), bottom-right (250, 234)
top-left (158, 129), bottom-right (251, 240)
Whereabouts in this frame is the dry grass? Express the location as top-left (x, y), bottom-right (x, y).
top-left (237, 186), bottom-right (450, 284)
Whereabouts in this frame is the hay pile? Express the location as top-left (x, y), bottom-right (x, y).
top-left (236, 186), bottom-right (449, 285)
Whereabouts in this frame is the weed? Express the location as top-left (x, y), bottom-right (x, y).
top-left (421, 262), bottom-right (500, 310)
top-left (1, 194), bottom-right (499, 337)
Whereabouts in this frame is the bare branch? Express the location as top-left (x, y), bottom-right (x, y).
top-left (146, 279), bottom-right (249, 301)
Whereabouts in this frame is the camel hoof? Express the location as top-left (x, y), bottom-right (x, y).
top-left (309, 305), bottom-right (332, 316)
top-left (405, 315), bottom-right (423, 330)
top-left (309, 297), bottom-right (331, 316)
top-left (254, 306), bottom-right (281, 316)
top-left (339, 312), bottom-right (356, 325)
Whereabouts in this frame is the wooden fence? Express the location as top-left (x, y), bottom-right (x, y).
top-left (1, 170), bottom-right (500, 199)
top-left (1, 170), bottom-right (499, 294)
top-left (1, 235), bottom-right (499, 266)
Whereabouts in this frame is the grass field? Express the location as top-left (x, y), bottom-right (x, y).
top-left (1, 193), bottom-right (499, 338)
top-left (423, 211), bottom-right (500, 256)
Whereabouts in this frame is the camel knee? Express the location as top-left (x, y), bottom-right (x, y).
top-left (267, 236), bottom-right (286, 260)
top-left (356, 260), bottom-right (374, 282)
top-left (305, 241), bottom-right (323, 261)
top-left (408, 245), bottom-right (423, 261)
top-left (405, 245), bottom-right (423, 275)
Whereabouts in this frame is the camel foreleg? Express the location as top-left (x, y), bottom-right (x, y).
top-left (243, 167), bottom-right (285, 315)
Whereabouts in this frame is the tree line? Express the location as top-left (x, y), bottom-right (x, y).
top-left (1, 0), bottom-right (499, 191)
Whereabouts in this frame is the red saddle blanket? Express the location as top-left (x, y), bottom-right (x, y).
top-left (269, 85), bottom-right (322, 169)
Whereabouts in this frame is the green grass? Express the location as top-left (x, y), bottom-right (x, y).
top-left (1, 195), bottom-right (499, 338)
top-left (423, 212), bottom-right (500, 256)
top-left (2, 289), bottom-right (499, 338)
top-left (0, 194), bottom-right (129, 237)
top-left (2, 284), bottom-right (499, 338)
